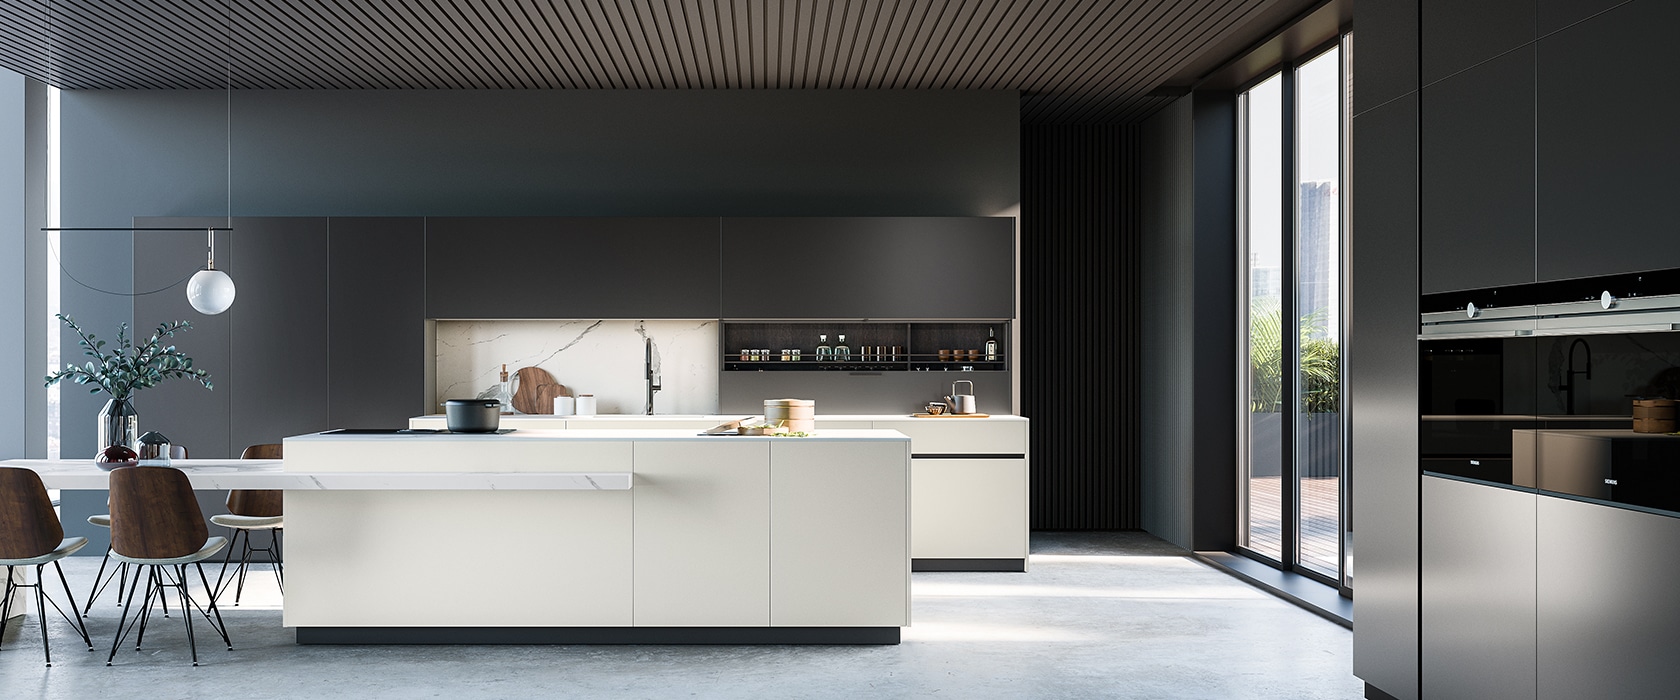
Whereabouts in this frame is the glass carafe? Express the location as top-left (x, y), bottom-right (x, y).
top-left (835, 334), bottom-right (852, 362)
top-left (816, 334), bottom-right (832, 362)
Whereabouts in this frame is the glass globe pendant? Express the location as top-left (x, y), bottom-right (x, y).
top-left (186, 227), bottom-right (235, 315)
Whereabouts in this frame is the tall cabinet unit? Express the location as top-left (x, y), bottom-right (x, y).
top-left (1349, 0), bottom-right (1422, 691)
top-left (1535, 1), bottom-right (1680, 281)
top-left (1421, 477), bottom-right (1537, 700)
top-left (327, 217), bottom-right (427, 428)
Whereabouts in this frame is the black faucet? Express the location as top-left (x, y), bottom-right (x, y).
top-left (645, 336), bottom-right (662, 416)
top-left (1563, 338), bottom-right (1593, 415)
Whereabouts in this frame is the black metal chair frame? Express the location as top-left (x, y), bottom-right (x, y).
top-left (107, 561), bottom-right (230, 666)
top-left (1, 562), bottom-right (95, 666)
top-left (213, 527), bottom-right (283, 605)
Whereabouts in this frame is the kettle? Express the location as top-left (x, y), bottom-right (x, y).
top-left (944, 380), bottom-right (979, 415)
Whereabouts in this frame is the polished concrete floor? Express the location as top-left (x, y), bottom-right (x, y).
top-left (2, 532), bottom-right (1361, 699)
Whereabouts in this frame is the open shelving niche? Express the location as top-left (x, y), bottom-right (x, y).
top-left (720, 321), bottom-right (1008, 373)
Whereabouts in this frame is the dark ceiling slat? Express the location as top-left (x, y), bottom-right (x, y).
top-left (535, 0), bottom-right (610, 89)
top-left (481, 0), bottom-right (566, 88)
top-left (0, 0), bottom-right (1325, 124)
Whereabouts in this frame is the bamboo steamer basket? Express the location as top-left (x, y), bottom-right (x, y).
top-left (764, 399), bottom-right (816, 433)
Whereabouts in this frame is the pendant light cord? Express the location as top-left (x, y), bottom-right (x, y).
top-left (46, 236), bottom-right (199, 297)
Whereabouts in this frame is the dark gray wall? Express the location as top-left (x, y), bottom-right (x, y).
top-left (1137, 91), bottom-right (1238, 551)
top-left (1140, 96), bottom-right (1195, 547)
top-left (64, 90), bottom-right (1019, 221)
top-left (0, 71), bottom-right (24, 459)
top-left (52, 88), bottom-right (1019, 550)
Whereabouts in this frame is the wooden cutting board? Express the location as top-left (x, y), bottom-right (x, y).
top-left (512, 366), bottom-right (566, 414)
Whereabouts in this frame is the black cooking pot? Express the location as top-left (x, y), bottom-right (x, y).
top-left (444, 398), bottom-right (502, 433)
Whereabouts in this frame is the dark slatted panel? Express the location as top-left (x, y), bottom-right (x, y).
top-left (0, 0), bottom-right (1304, 124)
top-left (1021, 125), bottom-right (1140, 529)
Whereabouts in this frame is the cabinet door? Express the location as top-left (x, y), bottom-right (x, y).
top-left (769, 440), bottom-right (908, 627)
top-left (1421, 477), bottom-right (1537, 700)
top-left (1354, 0), bottom-right (1419, 115)
top-left (1536, 1), bottom-right (1680, 281)
top-left (910, 458), bottom-right (1027, 560)
top-left (133, 218), bottom-right (233, 459)
top-left (1422, 0), bottom-right (1535, 85)
top-left (633, 441), bottom-right (770, 626)
top-left (1420, 46), bottom-right (1537, 293)
top-left (328, 218), bottom-right (425, 429)
top-left (227, 218), bottom-right (331, 452)
top-left (425, 217), bottom-right (721, 319)
top-left (721, 217), bottom-right (1013, 319)
top-left (1537, 497), bottom-right (1680, 699)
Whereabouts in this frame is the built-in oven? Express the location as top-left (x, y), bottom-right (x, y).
top-left (1419, 272), bottom-right (1680, 503)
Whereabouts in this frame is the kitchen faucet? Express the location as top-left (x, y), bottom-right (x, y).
top-left (1563, 338), bottom-right (1593, 415)
top-left (645, 336), bottom-right (662, 415)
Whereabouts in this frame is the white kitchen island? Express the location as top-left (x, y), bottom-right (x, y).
top-left (282, 428), bottom-right (910, 644)
top-left (412, 413), bottom-right (1030, 571)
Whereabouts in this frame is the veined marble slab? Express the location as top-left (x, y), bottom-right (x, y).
top-left (0, 459), bottom-right (631, 491)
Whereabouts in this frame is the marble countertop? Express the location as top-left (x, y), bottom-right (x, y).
top-left (0, 458), bottom-right (631, 491)
top-left (412, 413), bottom-right (1028, 422)
top-left (301, 428), bottom-right (912, 442)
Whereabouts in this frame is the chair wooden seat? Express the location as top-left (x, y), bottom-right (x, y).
top-left (105, 466), bottom-right (232, 666)
top-left (0, 466), bottom-right (96, 666)
top-left (83, 444), bottom-right (186, 614)
top-left (212, 444), bottom-right (285, 606)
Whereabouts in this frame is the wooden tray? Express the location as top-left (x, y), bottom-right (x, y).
top-left (911, 413), bottom-right (991, 418)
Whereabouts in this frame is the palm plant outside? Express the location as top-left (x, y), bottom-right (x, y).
top-left (1249, 298), bottom-right (1339, 414)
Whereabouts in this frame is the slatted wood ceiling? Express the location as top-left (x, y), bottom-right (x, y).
top-left (0, 0), bottom-right (1300, 124)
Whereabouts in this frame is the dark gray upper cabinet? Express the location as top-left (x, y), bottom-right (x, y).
top-left (328, 218), bottom-right (426, 429)
top-left (1354, 0), bottom-right (1420, 115)
top-left (1537, 497), bottom-right (1680, 699)
top-left (227, 218), bottom-right (331, 452)
top-left (1422, 0), bottom-right (1536, 85)
top-left (721, 217), bottom-right (1013, 319)
top-left (133, 217), bottom-right (233, 459)
top-left (1420, 46), bottom-right (1537, 293)
top-left (1538, 0), bottom-right (1624, 35)
top-left (426, 217), bottom-right (720, 319)
top-left (1536, 1), bottom-right (1680, 282)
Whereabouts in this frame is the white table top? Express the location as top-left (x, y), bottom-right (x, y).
top-left (0, 458), bottom-right (631, 491)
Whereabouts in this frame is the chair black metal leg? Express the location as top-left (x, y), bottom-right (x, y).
top-left (234, 532), bottom-right (255, 605)
top-left (34, 565), bottom-right (52, 666)
top-left (84, 546), bottom-right (113, 616)
top-left (213, 528), bottom-right (242, 604)
top-left (174, 565), bottom-right (199, 666)
top-left (1, 564), bottom-right (14, 647)
top-left (107, 563), bottom-right (146, 665)
top-left (193, 563), bottom-right (232, 650)
top-left (272, 530), bottom-right (284, 591)
top-left (135, 568), bottom-right (161, 650)
top-left (51, 561), bottom-right (94, 651)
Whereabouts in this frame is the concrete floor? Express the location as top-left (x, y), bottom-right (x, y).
top-left (2, 532), bottom-right (1361, 699)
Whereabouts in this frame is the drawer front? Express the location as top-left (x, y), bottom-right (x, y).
top-left (911, 458), bottom-right (1028, 559)
top-left (873, 419), bottom-right (1027, 455)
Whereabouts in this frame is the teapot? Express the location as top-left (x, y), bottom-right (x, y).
top-left (943, 380), bottom-right (979, 415)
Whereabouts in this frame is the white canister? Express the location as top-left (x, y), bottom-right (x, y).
top-left (552, 395), bottom-right (576, 416)
top-left (575, 394), bottom-right (597, 416)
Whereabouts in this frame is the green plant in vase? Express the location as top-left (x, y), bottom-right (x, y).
top-left (44, 314), bottom-right (213, 456)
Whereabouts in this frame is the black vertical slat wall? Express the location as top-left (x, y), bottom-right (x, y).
top-left (1021, 125), bottom-right (1142, 530)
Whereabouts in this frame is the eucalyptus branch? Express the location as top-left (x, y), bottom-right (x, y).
top-left (45, 315), bottom-right (213, 400)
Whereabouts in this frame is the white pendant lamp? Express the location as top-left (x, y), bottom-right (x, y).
top-left (186, 227), bottom-right (235, 315)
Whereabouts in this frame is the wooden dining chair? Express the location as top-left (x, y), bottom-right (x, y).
top-left (106, 466), bottom-right (231, 666)
top-left (211, 444), bottom-right (285, 605)
top-left (0, 466), bottom-right (95, 666)
top-left (84, 444), bottom-right (187, 615)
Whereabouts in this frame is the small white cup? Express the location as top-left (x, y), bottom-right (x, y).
top-left (552, 395), bottom-right (576, 416)
top-left (575, 394), bottom-right (597, 416)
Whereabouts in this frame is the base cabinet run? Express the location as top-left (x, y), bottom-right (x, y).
top-left (1420, 476), bottom-right (1680, 699)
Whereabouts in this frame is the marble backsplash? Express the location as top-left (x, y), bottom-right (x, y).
top-left (433, 320), bottom-right (720, 415)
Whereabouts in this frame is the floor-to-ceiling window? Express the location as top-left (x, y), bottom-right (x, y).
top-left (1238, 36), bottom-right (1350, 589)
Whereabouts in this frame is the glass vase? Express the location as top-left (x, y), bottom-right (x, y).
top-left (97, 398), bottom-right (139, 456)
